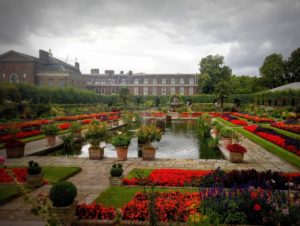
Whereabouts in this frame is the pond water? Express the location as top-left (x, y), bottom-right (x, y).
top-left (51, 119), bottom-right (223, 160)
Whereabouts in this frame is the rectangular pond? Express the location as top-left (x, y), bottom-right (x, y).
top-left (50, 119), bottom-right (223, 160)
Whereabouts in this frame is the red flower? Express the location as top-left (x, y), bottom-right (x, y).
top-left (253, 204), bottom-right (261, 211)
top-left (226, 144), bottom-right (247, 153)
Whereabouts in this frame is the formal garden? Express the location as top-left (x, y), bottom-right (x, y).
top-left (0, 84), bottom-right (300, 225)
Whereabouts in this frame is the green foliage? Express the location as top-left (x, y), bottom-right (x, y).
top-left (110, 163), bottom-right (123, 177)
top-left (41, 124), bottom-right (59, 136)
top-left (84, 121), bottom-right (107, 141)
top-left (286, 47), bottom-right (300, 83)
top-left (136, 125), bottom-right (162, 144)
top-left (198, 54), bottom-right (232, 93)
top-left (118, 86), bottom-right (131, 108)
top-left (60, 133), bottom-right (75, 155)
top-left (197, 113), bottom-right (212, 139)
top-left (215, 80), bottom-right (233, 109)
top-left (229, 75), bottom-right (267, 94)
top-left (69, 121), bottom-right (82, 133)
top-left (27, 160), bottom-right (42, 175)
top-left (111, 133), bottom-right (131, 148)
top-left (259, 53), bottom-right (286, 88)
top-left (220, 127), bottom-right (234, 138)
top-left (50, 181), bottom-right (77, 207)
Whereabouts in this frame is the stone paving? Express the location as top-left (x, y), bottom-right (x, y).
top-left (0, 134), bottom-right (299, 225)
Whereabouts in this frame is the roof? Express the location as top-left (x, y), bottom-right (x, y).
top-left (270, 82), bottom-right (300, 92)
top-left (36, 57), bottom-right (81, 75)
top-left (0, 50), bottom-right (37, 61)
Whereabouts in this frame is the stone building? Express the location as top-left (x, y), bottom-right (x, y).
top-left (85, 69), bottom-right (198, 96)
top-left (0, 50), bottom-right (85, 89)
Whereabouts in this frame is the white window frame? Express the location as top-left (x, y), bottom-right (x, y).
top-left (153, 78), bottom-right (157, 84)
top-left (171, 78), bottom-right (175, 84)
top-left (189, 78), bottom-right (194, 84)
top-left (180, 78), bottom-right (184, 84)
top-left (162, 87), bottom-right (166, 95)
top-left (162, 78), bottom-right (166, 84)
top-left (143, 87), bottom-right (148, 96)
top-left (171, 87), bottom-right (176, 95)
top-left (144, 78), bottom-right (148, 84)
top-left (189, 87), bottom-right (193, 95)
top-left (134, 87), bottom-right (139, 95)
top-left (152, 87), bottom-right (157, 95)
top-left (134, 79), bottom-right (139, 84)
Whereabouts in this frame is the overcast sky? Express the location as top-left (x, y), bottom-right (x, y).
top-left (0, 0), bottom-right (299, 75)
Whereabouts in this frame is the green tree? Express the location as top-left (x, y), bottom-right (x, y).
top-left (198, 55), bottom-right (232, 93)
top-left (118, 87), bottom-right (131, 108)
top-left (215, 80), bottom-right (233, 110)
top-left (229, 75), bottom-right (267, 94)
top-left (286, 47), bottom-right (300, 82)
top-left (259, 53), bottom-right (286, 88)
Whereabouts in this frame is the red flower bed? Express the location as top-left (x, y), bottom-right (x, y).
top-left (0, 130), bottom-right (41, 143)
top-left (123, 169), bottom-right (212, 187)
top-left (244, 125), bottom-right (300, 156)
top-left (58, 123), bottom-right (71, 130)
top-left (81, 119), bottom-right (93, 124)
top-left (271, 122), bottom-right (300, 134)
top-left (76, 203), bottom-right (116, 220)
top-left (230, 119), bottom-right (248, 126)
top-left (122, 192), bottom-right (200, 222)
top-left (227, 143), bottom-right (247, 153)
top-left (180, 112), bottom-right (190, 118)
top-left (231, 113), bottom-right (274, 123)
top-left (151, 112), bottom-right (166, 117)
top-left (0, 168), bottom-right (27, 183)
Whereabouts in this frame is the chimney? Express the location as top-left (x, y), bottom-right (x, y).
top-left (39, 50), bottom-right (49, 64)
top-left (128, 70), bottom-right (133, 75)
top-left (75, 62), bottom-right (80, 69)
top-left (91, 68), bottom-right (100, 74)
top-left (104, 70), bottom-right (114, 76)
top-left (120, 71), bottom-right (124, 74)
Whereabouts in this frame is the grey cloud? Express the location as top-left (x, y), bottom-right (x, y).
top-left (0, 0), bottom-right (300, 74)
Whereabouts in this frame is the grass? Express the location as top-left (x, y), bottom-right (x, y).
top-left (95, 186), bottom-right (198, 208)
top-left (42, 166), bottom-right (81, 184)
top-left (234, 127), bottom-right (300, 169)
top-left (0, 166), bottom-right (81, 204)
top-left (127, 168), bottom-right (153, 179)
top-left (0, 184), bottom-right (19, 205)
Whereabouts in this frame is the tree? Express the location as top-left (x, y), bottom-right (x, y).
top-left (259, 53), bottom-right (286, 88)
top-left (229, 75), bottom-right (267, 94)
top-left (198, 55), bottom-right (232, 93)
top-left (118, 87), bottom-right (131, 108)
top-left (214, 80), bottom-right (233, 110)
top-left (286, 47), bottom-right (300, 82)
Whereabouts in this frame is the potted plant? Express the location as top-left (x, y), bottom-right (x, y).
top-left (111, 133), bottom-right (131, 161)
top-left (50, 181), bottom-right (77, 226)
top-left (109, 163), bottom-right (124, 186)
top-left (226, 143), bottom-right (247, 163)
top-left (26, 160), bottom-right (43, 188)
top-left (211, 120), bottom-right (221, 135)
top-left (5, 127), bottom-right (25, 158)
top-left (84, 121), bottom-right (107, 160)
top-left (137, 125), bottom-right (162, 161)
top-left (70, 121), bottom-right (82, 138)
top-left (220, 127), bottom-right (234, 147)
top-left (42, 124), bottom-right (59, 146)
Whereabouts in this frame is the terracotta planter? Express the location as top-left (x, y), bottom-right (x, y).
top-left (109, 174), bottom-right (124, 186)
top-left (142, 145), bottom-right (156, 161)
top-left (116, 147), bottom-right (128, 161)
top-left (229, 152), bottom-right (244, 163)
top-left (6, 146), bottom-right (25, 158)
top-left (222, 137), bottom-right (232, 147)
top-left (46, 135), bottom-right (56, 146)
top-left (52, 200), bottom-right (77, 226)
top-left (27, 172), bottom-right (43, 188)
top-left (88, 146), bottom-right (104, 160)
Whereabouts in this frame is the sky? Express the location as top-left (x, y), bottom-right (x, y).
top-left (0, 0), bottom-right (300, 75)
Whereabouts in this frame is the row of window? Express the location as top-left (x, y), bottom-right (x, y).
top-left (88, 78), bottom-right (195, 85)
top-left (95, 87), bottom-right (194, 95)
top-left (37, 78), bottom-right (84, 88)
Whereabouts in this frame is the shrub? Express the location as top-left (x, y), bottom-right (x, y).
top-left (42, 124), bottom-right (59, 136)
top-left (84, 121), bottom-right (107, 141)
top-left (111, 134), bottom-right (131, 148)
top-left (110, 163), bottom-right (123, 177)
top-left (50, 181), bottom-right (77, 207)
top-left (220, 127), bottom-right (234, 138)
top-left (27, 160), bottom-right (42, 175)
top-left (136, 125), bottom-right (162, 144)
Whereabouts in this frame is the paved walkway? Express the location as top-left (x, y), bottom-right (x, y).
top-left (0, 134), bottom-right (299, 225)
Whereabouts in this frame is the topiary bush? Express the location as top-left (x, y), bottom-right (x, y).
top-left (50, 181), bottom-right (77, 207)
top-left (27, 160), bottom-right (42, 175)
top-left (110, 163), bottom-right (123, 177)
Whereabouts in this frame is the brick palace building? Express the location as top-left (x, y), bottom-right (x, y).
top-left (0, 49), bottom-right (198, 96)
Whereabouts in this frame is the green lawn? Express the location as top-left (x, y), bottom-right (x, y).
top-left (234, 127), bottom-right (300, 169)
top-left (95, 186), bottom-right (198, 208)
top-left (127, 168), bottom-right (153, 179)
top-left (0, 166), bottom-right (81, 204)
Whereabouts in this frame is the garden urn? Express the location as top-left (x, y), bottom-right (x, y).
top-left (116, 147), bottom-right (128, 161)
top-left (46, 135), bottom-right (56, 146)
top-left (142, 145), bottom-right (156, 161)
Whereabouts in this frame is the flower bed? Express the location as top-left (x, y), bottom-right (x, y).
top-left (76, 203), bottom-right (116, 220)
top-left (0, 130), bottom-right (42, 143)
top-left (245, 125), bottom-right (300, 156)
top-left (123, 169), bottom-right (212, 186)
top-left (0, 168), bottom-right (27, 183)
top-left (219, 113), bottom-right (248, 126)
top-left (123, 192), bottom-right (200, 222)
top-left (271, 122), bottom-right (300, 134)
top-left (231, 112), bottom-right (275, 123)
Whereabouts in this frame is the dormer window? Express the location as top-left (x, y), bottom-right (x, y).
top-left (171, 78), bottom-right (175, 84)
top-left (162, 78), bottom-right (166, 84)
top-left (134, 79), bottom-right (139, 84)
top-left (144, 78), bottom-right (148, 84)
top-left (122, 79), bottom-right (126, 84)
top-left (180, 78), bottom-right (184, 84)
top-left (153, 78), bottom-right (157, 84)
